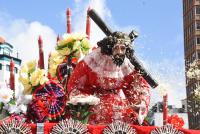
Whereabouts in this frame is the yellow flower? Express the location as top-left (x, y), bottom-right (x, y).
top-left (82, 49), bottom-right (89, 55)
top-left (57, 47), bottom-right (71, 56)
top-left (26, 60), bottom-right (37, 72)
top-left (48, 51), bottom-right (65, 78)
top-left (73, 41), bottom-right (81, 51)
top-left (20, 65), bottom-right (28, 74)
top-left (59, 33), bottom-right (87, 47)
top-left (73, 50), bottom-right (81, 59)
top-left (49, 68), bottom-right (56, 77)
top-left (19, 73), bottom-right (30, 85)
top-left (59, 34), bottom-right (74, 46)
top-left (40, 76), bottom-right (49, 85)
top-left (48, 64), bottom-right (58, 77)
top-left (81, 38), bottom-right (90, 49)
top-left (50, 51), bottom-right (59, 58)
top-left (81, 38), bottom-right (90, 55)
top-left (30, 69), bottom-right (45, 86)
top-left (53, 57), bottom-right (64, 64)
top-left (72, 33), bottom-right (87, 40)
top-left (23, 84), bottom-right (32, 95)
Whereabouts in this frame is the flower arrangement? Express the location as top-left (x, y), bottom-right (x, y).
top-left (19, 60), bottom-right (49, 94)
top-left (0, 84), bottom-right (32, 119)
top-left (57, 33), bottom-right (90, 56)
top-left (48, 33), bottom-right (90, 79)
top-left (167, 114), bottom-right (184, 129)
top-left (0, 86), bottom-right (14, 117)
top-left (67, 95), bottom-right (100, 124)
top-left (48, 51), bottom-right (65, 78)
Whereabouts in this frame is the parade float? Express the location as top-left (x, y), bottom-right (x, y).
top-left (0, 8), bottom-right (200, 134)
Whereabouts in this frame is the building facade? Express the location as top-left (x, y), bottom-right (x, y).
top-left (0, 37), bottom-right (21, 92)
top-left (183, 0), bottom-right (200, 129)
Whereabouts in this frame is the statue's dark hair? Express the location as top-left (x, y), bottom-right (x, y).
top-left (97, 31), bottom-right (134, 56)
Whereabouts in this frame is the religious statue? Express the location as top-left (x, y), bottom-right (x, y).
top-left (67, 31), bottom-right (150, 125)
top-left (66, 9), bottom-right (158, 125)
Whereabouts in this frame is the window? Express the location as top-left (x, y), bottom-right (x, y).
top-left (196, 6), bottom-right (200, 14)
top-left (0, 63), bottom-right (2, 70)
top-left (182, 105), bottom-right (185, 109)
top-left (14, 67), bottom-right (18, 73)
top-left (196, 22), bottom-right (200, 29)
top-left (6, 65), bottom-right (10, 71)
top-left (198, 51), bottom-right (200, 59)
top-left (196, 37), bottom-right (200, 44)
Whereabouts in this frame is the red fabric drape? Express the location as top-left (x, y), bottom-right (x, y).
top-left (28, 123), bottom-right (200, 134)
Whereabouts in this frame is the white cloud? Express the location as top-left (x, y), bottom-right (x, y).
top-left (0, 11), bottom-right (57, 67)
top-left (71, 0), bottom-right (110, 46)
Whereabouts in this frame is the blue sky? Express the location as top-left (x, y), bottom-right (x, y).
top-left (0, 0), bottom-right (183, 61)
top-left (0, 0), bottom-right (185, 107)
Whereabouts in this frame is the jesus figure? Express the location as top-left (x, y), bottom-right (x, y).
top-left (67, 31), bottom-right (150, 125)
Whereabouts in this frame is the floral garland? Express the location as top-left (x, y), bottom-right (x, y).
top-left (48, 33), bottom-right (90, 79)
top-left (19, 60), bottom-right (49, 95)
top-left (0, 85), bottom-right (15, 117)
top-left (0, 83), bottom-right (32, 117)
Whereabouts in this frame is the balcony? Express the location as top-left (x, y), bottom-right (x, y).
top-left (196, 30), bottom-right (200, 35)
top-left (196, 14), bottom-right (200, 20)
top-left (195, 0), bottom-right (200, 5)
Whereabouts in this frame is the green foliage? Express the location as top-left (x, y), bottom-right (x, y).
top-left (67, 103), bottom-right (93, 124)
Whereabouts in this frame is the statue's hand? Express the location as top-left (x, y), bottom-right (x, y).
top-left (130, 101), bottom-right (146, 111)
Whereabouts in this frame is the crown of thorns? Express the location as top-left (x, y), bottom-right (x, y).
top-left (97, 31), bottom-right (137, 55)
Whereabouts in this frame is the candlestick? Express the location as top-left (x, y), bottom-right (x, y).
top-left (66, 8), bottom-right (72, 33)
top-left (86, 7), bottom-right (91, 40)
top-left (163, 94), bottom-right (168, 125)
top-left (57, 34), bottom-right (60, 43)
top-left (38, 35), bottom-right (44, 69)
top-left (10, 59), bottom-right (15, 97)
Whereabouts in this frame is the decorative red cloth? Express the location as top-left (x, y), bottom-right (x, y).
top-left (28, 123), bottom-right (200, 134)
top-left (67, 48), bottom-right (150, 125)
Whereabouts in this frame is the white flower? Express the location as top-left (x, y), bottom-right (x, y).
top-left (68, 95), bottom-right (100, 105)
top-left (8, 104), bottom-right (21, 114)
top-left (19, 104), bottom-right (27, 114)
top-left (16, 95), bottom-right (32, 105)
top-left (8, 103), bottom-right (28, 114)
top-left (0, 87), bottom-right (13, 104)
